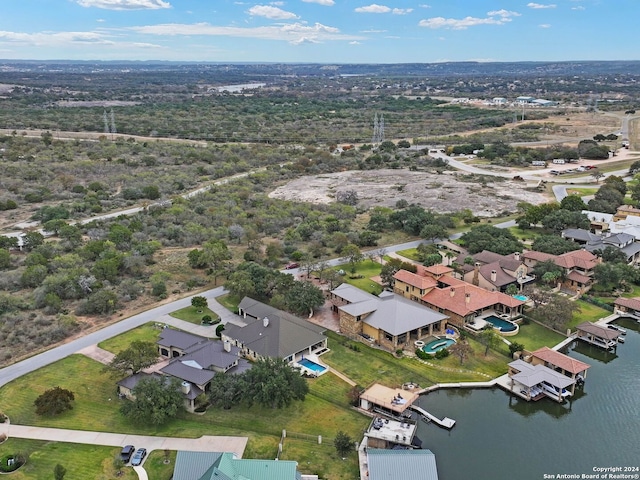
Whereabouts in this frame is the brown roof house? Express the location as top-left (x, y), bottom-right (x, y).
top-left (330, 283), bottom-right (448, 351)
top-left (455, 251), bottom-right (534, 293)
top-left (222, 297), bottom-right (328, 364)
top-left (521, 249), bottom-right (599, 293)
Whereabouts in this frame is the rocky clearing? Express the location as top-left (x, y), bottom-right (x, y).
top-left (269, 169), bottom-right (550, 217)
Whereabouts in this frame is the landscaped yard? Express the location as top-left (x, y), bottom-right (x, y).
top-left (0, 354), bottom-right (367, 479)
top-left (0, 438), bottom-right (137, 480)
top-left (169, 305), bottom-right (219, 325)
top-left (493, 320), bottom-right (566, 356)
top-left (98, 322), bottom-right (161, 353)
top-left (394, 248), bottom-right (420, 262)
top-left (332, 259), bottom-right (383, 294)
top-left (570, 300), bottom-right (611, 329)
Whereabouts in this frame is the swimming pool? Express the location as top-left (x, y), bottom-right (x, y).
top-left (298, 358), bottom-right (328, 375)
top-left (423, 337), bottom-right (456, 354)
top-left (513, 294), bottom-right (528, 302)
top-left (484, 315), bottom-right (518, 334)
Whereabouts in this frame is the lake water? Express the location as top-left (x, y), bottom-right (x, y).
top-left (415, 317), bottom-right (640, 480)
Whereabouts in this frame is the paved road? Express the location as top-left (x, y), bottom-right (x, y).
top-left (0, 423), bottom-right (248, 459)
top-left (0, 286), bottom-right (238, 388)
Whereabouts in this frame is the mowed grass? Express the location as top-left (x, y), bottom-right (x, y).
top-left (395, 248), bottom-right (420, 262)
top-left (0, 354), bottom-right (367, 479)
top-left (0, 438), bottom-right (137, 480)
top-left (333, 260), bottom-right (383, 294)
top-left (144, 450), bottom-right (177, 480)
top-left (570, 300), bottom-right (611, 329)
top-left (322, 331), bottom-right (508, 389)
top-left (169, 305), bottom-right (219, 325)
top-left (98, 322), bottom-right (160, 353)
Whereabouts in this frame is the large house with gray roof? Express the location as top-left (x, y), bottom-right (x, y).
top-left (329, 283), bottom-right (449, 351)
top-left (221, 297), bottom-right (328, 363)
top-left (561, 228), bottom-right (640, 264)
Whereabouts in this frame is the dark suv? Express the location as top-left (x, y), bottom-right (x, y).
top-left (120, 445), bottom-right (135, 463)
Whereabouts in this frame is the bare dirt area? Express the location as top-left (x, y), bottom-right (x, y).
top-left (268, 169), bottom-right (550, 217)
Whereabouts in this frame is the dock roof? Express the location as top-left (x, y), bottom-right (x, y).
top-left (509, 360), bottom-right (575, 389)
top-left (531, 347), bottom-right (590, 374)
top-left (360, 383), bottom-right (419, 414)
top-left (576, 322), bottom-right (620, 340)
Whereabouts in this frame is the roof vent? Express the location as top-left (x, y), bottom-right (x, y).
top-left (263, 316), bottom-right (269, 328)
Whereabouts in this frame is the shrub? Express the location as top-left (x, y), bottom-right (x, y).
top-left (434, 348), bottom-right (450, 359)
top-left (215, 324), bottom-right (225, 337)
top-left (0, 454), bottom-right (25, 473)
top-left (415, 348), bottom-right (430, 360)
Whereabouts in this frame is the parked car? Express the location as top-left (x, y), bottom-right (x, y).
top-left (120, 445), bottom-right (135, 463)
top-left (130, 448), bottom-right (147, 466)
top-left (285, 262), bottom-right (299, 269)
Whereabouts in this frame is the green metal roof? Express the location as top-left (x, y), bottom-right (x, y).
top-left (174, 452), bottom-right (300, 480)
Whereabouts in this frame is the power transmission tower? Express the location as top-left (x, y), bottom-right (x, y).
top-left (372, 113), bottom-right (385, 146)
top-left (110, 109), bottom-right (117, 139)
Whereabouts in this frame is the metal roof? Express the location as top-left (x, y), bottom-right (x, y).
top-left (367, 448), bottom-right (439, 480)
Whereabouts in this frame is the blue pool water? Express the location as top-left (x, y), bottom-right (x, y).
top-left (484, 315), bottom-right (518, 333)
top-left (423, 338), bottom-right (456, 354)
top-left (513, 294), bottom-right (528, 302)
top-left (298, 358), bottom-right (327, 373)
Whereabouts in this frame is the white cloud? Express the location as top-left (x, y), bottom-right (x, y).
top-left (290, 36), bottom-right (320, 45)
top-left (392, 8), bottom-right (413, 15)
top-left (419, 9), bottom-right (519, 29)
top-left (270, 1), bottom-right (284, 5)
top-left (487, 10), bottom-right (521, 18)
top-left (129, 21), bottom-right (363, 44)
top-left (0, 29), bottom-right (163, 51)
top-left (302, 0), bottom-right (335, 5)
top-left (360, 29), bottom-right (387, 33)
top-left (571, 5), bottom-right (585, 10)
top-left (419, 4), bottom-right (431, 8)
top-left (355, 4), bottom-right (390, 13)
top-left (539, 23), bottom-right (551, 28)
top-left (527, 3), bottom-right (556, 8)
top-left (349, 41), bottom-right (361, 44)
top-left (248, 5), bottom-right (298, 19)
top-left (76, 0), bottom-right (171, 10)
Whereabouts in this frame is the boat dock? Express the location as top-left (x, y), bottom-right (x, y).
top-left (408, 405), bottom-right (456, 429)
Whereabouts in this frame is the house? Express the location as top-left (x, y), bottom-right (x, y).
top-left (366, 449), bottom-right (439, 480)
top-left (521, 249), bottom-right (599, 293)
top-left (614, 297), bottom-right (640, 317)
top-left (454, 250), bottom-right (533, 292)
top-left (172, 451), bottom-right (308, 480)
top-left (330, 283), bottom-right (449, 351)
top-left (530, 346), bottom-right (590, 394)
top-left (365, 416), bottom-right (420, 450)
top-left (613, 204), bottom-right (640, 222)
top-left (118, 329), bottom-right (251, 412)
top-left (575, 322), bottom-right (621, 350)
top-left (561, 228), bottom-right (640, 264)
top-left (222, 297), bottom-right (328, 363)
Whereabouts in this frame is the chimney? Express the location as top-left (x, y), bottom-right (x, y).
top-left (465, 293), bottom-right (471, 304)
top-left (223, 340), bottom-right (231, 352)
top-left (450, 287), bottom-right (455, 297)
top-left (263, 316), bottom-right (270, 328)
top-left (491, 270), bottom-right (497, 282)
top-left (181, 381), bottom-right (191, 395)
top-left (514, 252), bottom-right (520, 261)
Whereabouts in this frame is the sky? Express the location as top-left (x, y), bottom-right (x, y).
top-left (0, 0), bottom-right (638, 64)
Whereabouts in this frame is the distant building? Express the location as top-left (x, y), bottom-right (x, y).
top-left (516, 96), bottom-right (536, 103)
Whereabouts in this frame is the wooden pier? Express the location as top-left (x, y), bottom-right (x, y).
top-left (408, 405), bottom-right (456, 429)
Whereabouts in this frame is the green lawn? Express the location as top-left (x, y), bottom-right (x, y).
top-left (395, 248), bottom-right (420, 262)
top-left (566, 187), bottom-right (598, 196)
top-left (495, 321), bottom-right (566, 355)
top-left (98, 322), bottom-right (161, 353)
top-left (215, 293), bottom-right (242, 313)
top-left (0, 354), bottom-right (366, 479)
top-left (333, 260), bottom-right (383, 294)
top-left (0, 438), bottom-right (137, 480)
top-left (169, 305), bottom-right (219, 325)
top-left (570, 300), bottom-right (611, 329)
top-left (144, 450), bottom-right (177, 480)
top-left (322, 331), bottom-right (509, 389)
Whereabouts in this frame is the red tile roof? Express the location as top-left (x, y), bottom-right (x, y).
top-left (567, 271), bottom-right (592, 284)
top-left (531, 347), bottom-right (590, 375)
top-left (422, 282), bottom-right (524, 317)
top-left (393, 270), bottom-right (437, 290)
top-left (555, 250), bottom-right (598, 270)
top-left (424, 264), bottom-right (454, 275)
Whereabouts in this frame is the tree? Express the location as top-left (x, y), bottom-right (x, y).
top-left (508, 342), bottom-right (526, 357)
top-left (200, 239), bottom-right (232, 284)
top-left (54, 464), bottom-right (66, 480)
top-left (449, 339), bottom-right (472, 365)
top-left (380, 257), bottom-right (416, 288)
top-left (590, 170), bottom-right (604, 183)
top-left (120, 377), bottom-right (184, 425)
top-left (530, 294), bottom-right (579, 331)
top-left (242, 357), bottom-right (309, 409)
top-left (208, 372), bottom-right (245, 410)
top-left (460, 224), bottom-right (523, 255)
top-left (334, 431), bottom-right (353, 457)
top-left (341, 244), bottom-right (363, 273)
top-left (21, 231), bottom-right (45, 251)
top-left (422, 253), bottom-right (443, 267)
top-left (420, 223), bottom-right (448, 244)
top-left (531, 235), bottom-right (580, 255)
top-left (560, 195), bottom-right (586, 212)
top-left (34, 387), bottom-right (75, 416)
top-left (505, 284), bottom-right (519, 296)
top-left (541, 210), bottom-right (590, 233)
top-left (478, 328), bottom-right (502, 356)
top-left (284, 281), bottom-right (325, 317)
top-left (191, 296), bottom-right (208, 309)
top-left (597, 246), bottom-right (627, 264)
top-left (107, 340), bottom-right (159, 376)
